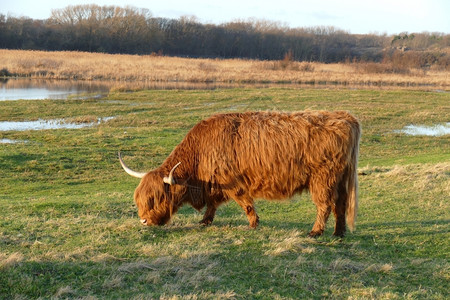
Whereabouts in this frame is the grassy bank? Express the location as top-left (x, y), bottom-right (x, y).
top-left (0, 88), bottom-right (449, 299)
top-left (1, 49), bottom-right (449, 89)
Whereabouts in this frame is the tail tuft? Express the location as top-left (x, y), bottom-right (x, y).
top-left (346, 120), bottom-right (361, 232)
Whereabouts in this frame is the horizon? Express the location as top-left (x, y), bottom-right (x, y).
top-left (1, 0), bottom-right (449, 35)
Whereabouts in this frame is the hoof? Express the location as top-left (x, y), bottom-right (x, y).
top-left (249, 216), bottom-right (259, 228)
top-left (332, 232), bottom-right (345, 238)
top-left (308, 230), bottom-right (323, 238)
top-left (199, 219), bottom-right (213, 226)
top-left (249, 221), bottom-right (259, 229)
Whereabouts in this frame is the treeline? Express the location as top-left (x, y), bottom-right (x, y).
top-left (1, 4), bottom-right (449, 64)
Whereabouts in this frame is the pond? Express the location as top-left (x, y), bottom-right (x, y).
top-left (1, 78), bottom-right (271, 101)
top-left (0, 78), bottom-right (111, 100)
top-left (0, 77), bottom-right (369, 101)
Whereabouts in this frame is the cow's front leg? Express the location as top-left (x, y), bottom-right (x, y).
top-left (244, 204), bottom-right (259, 228)
top-left (234, 196), bottom-right (259, 228)
top-left (200, 205), bottom-right (216, 225)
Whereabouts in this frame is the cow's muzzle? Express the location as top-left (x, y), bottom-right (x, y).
top-left (140, 219), bottom-right (148, 225)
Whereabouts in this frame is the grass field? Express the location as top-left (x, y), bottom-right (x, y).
top-left (0, 87), bottom-right (449, 299)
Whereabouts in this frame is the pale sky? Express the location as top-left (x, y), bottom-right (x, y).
top-left (0, 0), bottom-right (449, 34)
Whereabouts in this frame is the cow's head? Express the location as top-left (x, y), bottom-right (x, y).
top-left (119, 152), bottom-right (182, 226)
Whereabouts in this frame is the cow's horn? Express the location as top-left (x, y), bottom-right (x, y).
top-left (118, 152), bottom-right (147, 178)
top-left (163, 162), bottom-right (181, 185)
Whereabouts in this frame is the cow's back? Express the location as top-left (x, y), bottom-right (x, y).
top-left (182, 111), bottom-right (359, 200)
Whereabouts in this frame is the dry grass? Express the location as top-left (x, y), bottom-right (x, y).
top-left (359, 162), bottom-right (450, 194)
top-left (1, 49), bottom-right (449, 88)
top-left (0, 252), bottom-right (24, 269)
top-left (263, 230), bottom-right (315, 256)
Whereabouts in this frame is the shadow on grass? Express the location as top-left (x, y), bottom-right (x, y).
top-left (0, 246), bottom-right (330, 299)
top-left (2, 214), bottom-right (448, 298)
top-left (358, 218), bottom-right (450, 236)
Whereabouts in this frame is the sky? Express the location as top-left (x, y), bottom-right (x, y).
top-left (0, 0), bottom-right (449, 35)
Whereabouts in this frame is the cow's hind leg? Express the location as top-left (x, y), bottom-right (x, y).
top-left (309, 181), bottom-right (334, 237)
top-left (332, 175), bottom-right (348, 237)
top-left (309, 203), bottom-right (331, 237)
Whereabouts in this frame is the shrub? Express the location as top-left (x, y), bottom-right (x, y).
top-left (0, 68), bottom-right (12, 77)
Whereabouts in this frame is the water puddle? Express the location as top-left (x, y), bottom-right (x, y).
top-left (0, 117), bottom-right (113, 131)
top-left (0, 138), bottom-right (28, 144)
top-left (396, 123), bottom-right (450, 136)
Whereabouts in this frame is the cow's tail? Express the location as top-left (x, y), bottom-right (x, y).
top-left (346, 121), bottom-right (361, 232)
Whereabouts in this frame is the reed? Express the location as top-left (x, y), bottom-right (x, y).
top-left (1, 49), bottom-right (449, 88)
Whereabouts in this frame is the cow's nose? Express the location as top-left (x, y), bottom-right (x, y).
top-left (140, 219), bottom-right (147, 225)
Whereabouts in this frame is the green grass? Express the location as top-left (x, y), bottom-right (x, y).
top-left (1, 88), bottom-right (449, 299)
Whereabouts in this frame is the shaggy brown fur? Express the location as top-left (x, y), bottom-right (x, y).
top-left (121, 111), bottom-right (361, 237)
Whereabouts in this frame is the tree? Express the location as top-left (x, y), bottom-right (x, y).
top-left (0, 4), bottom-right (448, 64)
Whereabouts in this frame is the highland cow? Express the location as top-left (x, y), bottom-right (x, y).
top-left (119, 111), bottom-right (360, 237)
